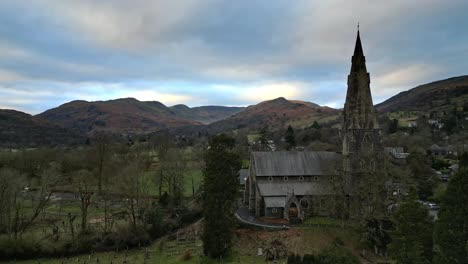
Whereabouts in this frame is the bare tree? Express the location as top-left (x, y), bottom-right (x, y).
top-left (0, 168), bottom-right (22, 236)
top-left (93, 133), bottom-right (110, 195)
top-left (72, 169), bottom-right (95, 232)
top-left (0, 166), bottom-right (58, 238)
top-left (150, 135), bottom-right (172, 197)
top-left (117, 163), bottom-right (150, 231)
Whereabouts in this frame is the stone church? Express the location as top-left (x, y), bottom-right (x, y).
top-left (244, 29), bottom-right (382, 221)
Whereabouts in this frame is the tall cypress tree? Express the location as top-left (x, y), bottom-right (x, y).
top-left (434, 168), bottom-right (468, 263)
top-left (285, 125), bottom-right (296, 150)
top-left (202, 134), bottom-right (241, 258)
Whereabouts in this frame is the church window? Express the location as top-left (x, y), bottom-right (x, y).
top-left (268, 176), bottom-right (273, 181)
top-left (299, 176), bottom-right (304, 181)
top-left (283, 176), bottom-right (288, 181)
top-left (300, 198), bottom-right (309, 208)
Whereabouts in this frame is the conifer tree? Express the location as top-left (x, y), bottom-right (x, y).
top-left (285, 125), bottom-right (296, 150)
top-left (389, 194), bottom-right (433, 264)
top-left (201, 135), bottom-right (241, 258)
top-left (434, 168), bottom-right (468, 263)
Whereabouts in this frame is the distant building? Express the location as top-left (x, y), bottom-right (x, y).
top-left (430, 144), bottom-right (454, 156)
top-left (384, 147), bottom-right (410, 164)
top-left (407, 120), bottom-right (418, 128)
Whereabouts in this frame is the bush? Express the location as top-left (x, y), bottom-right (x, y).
top-left (332, 237), bottom-right (345, 246)
top-left (0, 236), bottom-right (41, 260)
top-left (181, 250), bottom-right (193, 261)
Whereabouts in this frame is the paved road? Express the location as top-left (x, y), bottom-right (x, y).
top-left (236, 206), bottom-right (289, 229)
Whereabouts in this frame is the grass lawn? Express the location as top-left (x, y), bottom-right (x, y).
top-left (302, 217), bottom-right (343, 226)
top-left (2, 225), bottom-right (387, 264)
top-left (142, 168), bottom-right (203, 198)
top-left (247, 134), bottom-right (260, 143)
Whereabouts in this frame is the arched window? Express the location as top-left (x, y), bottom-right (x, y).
top-left (268, 176), bottom-right (273, 182)
top-left (300, 198), bottom-right (309, 209)
top-left (283, 176), bottom-right (288, 181)
top-left (299, 176), bottom-right (304, 181)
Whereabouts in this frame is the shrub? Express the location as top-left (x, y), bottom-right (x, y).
top-left (181, 250), bottom-right (193, 261)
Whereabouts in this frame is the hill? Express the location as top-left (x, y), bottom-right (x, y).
top-left (208, 97), bottom-right (340, 133)
top-left (376, 75), bottom-right (468, 113)
top-left (0, 109), bottom-right (84, 148)
top-left (37, 98), bottom-right (203, 135)
top-left (169, 104), bottom-right (244, 124)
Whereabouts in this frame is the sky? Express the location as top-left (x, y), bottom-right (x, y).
top-left (0, 0), bottom-right (467, 114)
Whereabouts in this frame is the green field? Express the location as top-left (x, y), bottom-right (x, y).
top-left (3, 225), bottom-right (371, 264)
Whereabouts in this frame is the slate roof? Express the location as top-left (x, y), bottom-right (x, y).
top-left (257, 181), bottom-right (334, 196)
top-left (251, 151), bottom-right (339, 177)
top-left (264, 197), bottom-right (286, 208)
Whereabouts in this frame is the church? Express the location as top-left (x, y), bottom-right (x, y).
top-left (244, 29), bottom-right (382, 222)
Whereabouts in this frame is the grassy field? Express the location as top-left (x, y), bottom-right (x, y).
top-left (3, 224), bottom-right (380, 264)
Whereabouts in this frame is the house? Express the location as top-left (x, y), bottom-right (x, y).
top-left (384, 147), bottom-right (410, 164)
top-left (407, 120), bottom-right (418, 128)
top-left (449, 164), bottom-right (459, 175)
top-left (430, 144), bottom-right (450, 156)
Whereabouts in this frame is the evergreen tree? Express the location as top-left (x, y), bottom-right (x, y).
top-left (285, 125), bottom-right (296, 150)
top-left (434, 168), bottom-right (468, 264)
top-left (311, 121), bottom-right (321, 129)
top-left (459, 152), bottom-right (468, 168)
top-left (201, 135), bottom-right (241, 258)
top-left (389, 195), bottom-right (433, 264)
top-left (388, 119), bottom-right (399, 134)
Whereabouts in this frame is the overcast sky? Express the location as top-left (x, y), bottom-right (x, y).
top-left (0, 0), bottom-right (467, 114)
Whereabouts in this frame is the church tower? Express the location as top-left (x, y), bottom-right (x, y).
top-left (342, 29), bottom-right (382, 176)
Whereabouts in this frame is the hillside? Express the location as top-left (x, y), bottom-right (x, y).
top-left (0, 109), bottom-right (83, 148)
top-left (170, 104), bottom-right (244, 124)
top-left (37, 98), bottom-right (203, 135)
top-left (376, 75), bottom-right (468, 113)
top-left (208, 97), bottom-right (340, 133)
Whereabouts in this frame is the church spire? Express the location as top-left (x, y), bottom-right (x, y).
top-left (342, 28), bottom-right (378, 130)
top-left (350, 28), bottom-right (367, 73)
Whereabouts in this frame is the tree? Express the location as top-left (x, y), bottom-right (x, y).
top-left (285, 125), bottom-right (296, 150)
top-left (202, 135), bottom-right (241, 258)
top-left (388, 119), bottom-right (399, 134)
top-left (409, 153), bottom-right (435, 200)
top-left (389, 196), bottom-right (433, 264)
top-left (159, 148), bottom-right (186, 206)
top-left (72, 169), bottom-right (94, 232)
top-left (117, 161), bottom-right (150, 232)
top-left (434, 168), bottom-right (468, 263)
top-left (151, 135), bottom-right (173, 197)
top-left (0, 168), bottom-right (22, 236)
top-left (311, 121), bottom-right (321, 129)
top-left (93, 133), bottom-right (110, 195)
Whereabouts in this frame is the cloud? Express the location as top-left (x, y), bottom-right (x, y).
top-left (0, 1), bottom-right (467, 113)
top-left (118, 90), bottom-right (193, 105)
top-left (372, 64), bottom-right (441, 98)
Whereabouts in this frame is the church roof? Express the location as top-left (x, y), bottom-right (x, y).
top-left (252, 151), bottom-right (339, 177)
top-left (257, 181), bottom-right (334, 196)
top-left (264, 197), bottom-right (286, 208)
